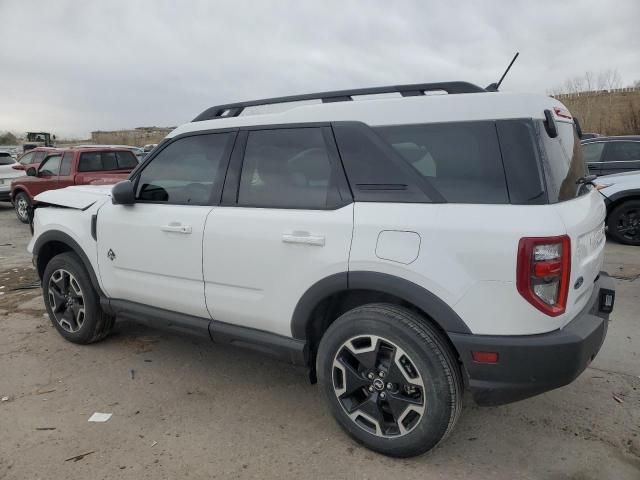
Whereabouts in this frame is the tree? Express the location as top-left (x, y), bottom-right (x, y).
top-left (0, 132), bottom-right (18, 145)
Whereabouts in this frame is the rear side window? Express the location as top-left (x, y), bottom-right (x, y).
top-left (33, 151), bottom-right (46, 164)
top-left (536, 120), bottom-right (588, 203)
top-left (605, 141), bottom-right (640, 162)
top-left (582, 142), bottom-right (605, 163)
top-left (18, 152), bottom-right (34, 165)
top-left (136, 132), bottom-right (233, 205)
top-left (60, 152), bottom-right (73, 175)
top-left (238, 128), bottom-right (332, 209)
top-left (0, 154), bottom-right (14, 165)
top-left (374, 121), bottom-right (509, 204)
top-left (116, 151), bottom-right (139, 169)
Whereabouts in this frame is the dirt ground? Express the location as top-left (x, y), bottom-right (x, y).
top-left (0, 201), bottom-right (638, 480)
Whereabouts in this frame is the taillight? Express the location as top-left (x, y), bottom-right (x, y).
top-left (12, 164), bottom-right (24, 170)
top-left (517, 236), bottom-right (571, 317)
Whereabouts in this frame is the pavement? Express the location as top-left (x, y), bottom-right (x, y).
top-left (0, 201), bottom-right (638, 480)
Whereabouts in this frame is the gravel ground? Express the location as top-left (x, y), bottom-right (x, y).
top-left (0, 201), bottom-right (638, 479)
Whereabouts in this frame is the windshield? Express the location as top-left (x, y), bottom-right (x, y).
top-left (536, 120), bottom-right (588, 203)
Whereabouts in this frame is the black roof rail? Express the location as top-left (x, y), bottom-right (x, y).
top-left (192, 81), bottom-right (486, 122)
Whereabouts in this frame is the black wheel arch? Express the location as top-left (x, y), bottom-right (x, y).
top-left (292, 271), bottom-right (471, 375)
top-left (604, 190), bottom-right (640, 216)
top-left (33, 230), bottom-right (104, 298)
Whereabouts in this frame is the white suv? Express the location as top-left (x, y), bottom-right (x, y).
top-left (28, 82), bottom-right (616, 457)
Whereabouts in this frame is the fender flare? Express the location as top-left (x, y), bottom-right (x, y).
top-left (604, 189), bottom-right (640, 214)
top-left (32, 230), bottom-right (104, 297)
top-left (290, 270), bottom-right (471, 339)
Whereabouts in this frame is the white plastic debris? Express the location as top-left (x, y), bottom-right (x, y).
top-left (88, 412), bottom-right (112, 422)
top-left (1, 396), bottom-right (9, 402)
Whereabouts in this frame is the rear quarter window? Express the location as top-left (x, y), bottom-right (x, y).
top-left (374, 121), bottom-right (509, 204)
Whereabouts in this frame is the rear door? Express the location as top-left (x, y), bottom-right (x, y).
top-left (540, 120), bottom-right (606, 324)
top-left (600, 141), bottom-right (640, 175)
top-left (97, 132), bottom-right (236, 319)
top-left (202, 126), bottom-right (353, 337)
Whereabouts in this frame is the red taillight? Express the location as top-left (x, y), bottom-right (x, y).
top-left (12, 164), bottom-right (24, 170)
top-left (517, 235), bottom-right (571, 317)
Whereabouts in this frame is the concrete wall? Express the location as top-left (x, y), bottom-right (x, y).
top-left (90, 127), bottom-right (174, 146)
top-left (554, 87), bottom-right (640, 135)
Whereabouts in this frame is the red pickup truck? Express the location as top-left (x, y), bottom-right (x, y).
top-left (11, 147), bottom-right (138, 223)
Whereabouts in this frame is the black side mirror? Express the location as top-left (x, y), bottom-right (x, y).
top-left (543, 109), bottom-right (558, 138)
top-left (112, 180), bottom-right (136, 205)
top-left (26, 167), bottom-right (37, 176)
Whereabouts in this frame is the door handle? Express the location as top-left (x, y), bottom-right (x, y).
top-left (161, 223), bottom-right (192, 234)
top-left (282, 231), bottom-right (325, 246)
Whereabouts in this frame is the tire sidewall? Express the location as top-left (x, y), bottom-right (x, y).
top-left (608, 200), bottom-right (640, 246)
top-left (42, 252), bottom-right (101, 344)
top-left (317, 306), bottom-right (458, 457)
top-left (14, 192), bottom-right (31, 223)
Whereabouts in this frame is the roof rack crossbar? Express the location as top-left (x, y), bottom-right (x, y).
top-left (192, 81), bottom-right (486, 122)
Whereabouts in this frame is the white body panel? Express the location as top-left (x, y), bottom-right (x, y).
top-left (96, 203), bottom-right (212, 318)
top-left (0, 163), bottom-right (24, 194)
top-left (596, 170), bottom-right (640, 198)
top-left (202, 205), bottom-right (353, 337)
top-left (350, 192), bottom-right (606, 336)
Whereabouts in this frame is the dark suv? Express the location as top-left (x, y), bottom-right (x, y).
top-left (582, 136), bottom-right (640, 176)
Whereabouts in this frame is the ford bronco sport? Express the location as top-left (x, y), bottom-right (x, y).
top-left (28, 82), bottom-right (615, 457)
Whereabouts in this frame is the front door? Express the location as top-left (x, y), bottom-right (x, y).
top-left (96, 131), bottom-right (236, 319)
top-left (203, 126), bottom-right (354, 337)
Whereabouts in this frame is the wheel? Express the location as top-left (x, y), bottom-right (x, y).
top-left (607, 200), bottom-right (640, 246)
top-left (14, 192), bottom-right (31, 224)
top-left (42, 252), bottom-right (115, 344)
top-left (317, 303), bottom-right (462, 458)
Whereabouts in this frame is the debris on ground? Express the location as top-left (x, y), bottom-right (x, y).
top-left (36, 427), bottom-right (56, 431)
top-left (1, 396), bottom-right (9, 402)
top-left (36, 388), bottom-right (56, 395)
top-left (151, 441), bottom-right (157, 447)
top-left (613, 395), bottom-right (624, 404)
top-left (129, 369), bottom-right (135, 380)
top-left (64, 451), bottom-right (95, 462)
top-left (88, 412), bottom-right (112, 422)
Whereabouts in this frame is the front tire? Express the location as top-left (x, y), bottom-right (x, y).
top-left (607, 200), bottom-right (640, 246)
top-left (14, 192), bottom-right (31, 224)
top-left (317, 303), bottom-right (462, 458)
top-left (42, 252), bottom-right (114, 344)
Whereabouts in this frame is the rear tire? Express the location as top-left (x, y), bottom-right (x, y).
top-left (607, 200), bottom-right (640, 246)
top-left (14, 192), bottom-right (31, 224)
top-left (42, 252), bottom-right (115, 344)
top-left (316, 303), bottom-right (462, 458)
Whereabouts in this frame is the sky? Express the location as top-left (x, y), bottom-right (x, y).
top-left (0, 0), bottom-right (639, 138)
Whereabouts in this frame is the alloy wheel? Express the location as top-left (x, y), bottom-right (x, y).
top-left (16, 197), bottom-right (29, 221)
top-left (332, 334), bottom-right (425, 438)
top-left (47, 269), bottom-right (86, 333)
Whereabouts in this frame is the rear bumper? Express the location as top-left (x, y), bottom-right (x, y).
top-left (449, 272), bottom-right (615, 406)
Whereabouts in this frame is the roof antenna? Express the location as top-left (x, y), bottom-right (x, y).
top-left (486, 52), bottom-right (519, 91)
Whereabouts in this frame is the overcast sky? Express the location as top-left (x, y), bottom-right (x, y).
top-left (1, 0), bottom-right (638, 138)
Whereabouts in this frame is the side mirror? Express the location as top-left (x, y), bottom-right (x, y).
top-left (543, 109), bottom-right (558, 138)
top-left (26, 167), bottom-right (37, 176)
top-left (111, 180), bottom-right (136, 205)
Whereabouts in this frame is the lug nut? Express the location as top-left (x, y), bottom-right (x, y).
top-left (368, 386), bottom-right (374, 392)
top-left (367, 372), bottom-right (374, 380)
top-left (379, 392), bottom-right (386, 400)
top-left (379, 371), bottom-right (386, 378)
top-left (386, 383), bottom-right (394, 390)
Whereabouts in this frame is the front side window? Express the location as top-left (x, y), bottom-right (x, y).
top-left (136, 132), bottom-right (233, 204)
top-left (582, 142), bottom-right (605, 163)
top-left (60, 152), bottom-right (73, 176)
top-left (238, 128), bottom-right (332, 209)
top-left (606, 142), bottom-right (640, 162)
top-left (39, 155), bottom-right (62, 176)
top-left (374, 121), bottom-right (509, 204)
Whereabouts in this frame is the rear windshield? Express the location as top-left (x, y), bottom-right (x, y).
top-left (374, 121), bottom-right (509, 204)
top-left (535, 120), bottom-right (588, 203)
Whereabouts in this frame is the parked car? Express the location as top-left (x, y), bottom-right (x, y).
top-left (582, 135), bottom-right (640, 176)
top-left (14, 146), bottom-right (61, 171)
top-left (11, 147), bottom-right (138, 223)
top-left (0, 153), bottom-right (25, 202)
top-left (595, 170), bottom-right (640, 245)
top-left (75, 144), bottom-right (146, 163)
top-left (28, 82), bottom-right (614, 458)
